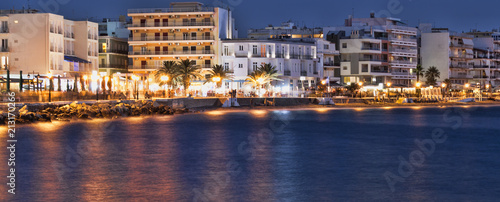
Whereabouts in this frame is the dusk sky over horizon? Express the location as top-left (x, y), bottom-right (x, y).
top-left (2, 0), bottom-right (499, 37)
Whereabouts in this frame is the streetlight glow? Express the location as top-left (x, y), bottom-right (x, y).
top-left (161, 76), bottom-right (169, 82)
top-left (83, 75), bottom-right (88, 81)
top-left (212, 77), bottom-right (221, 82)
top-left (358, 82), bottom-right (363, 87)
top-left (486, 84), bottom-right (490, 89)
top-left (47, 72), bottom-right (52, 79)
top-left (441, 83), bottom-right (446, 88)
top-left (387, 82), bottom-right (392, 87)
top-left (416, 82), bottom-right (421, 88)
top-left (465, 83), bottom-right (470, 88)
top-left (321, 80), bottom-right (327, 85)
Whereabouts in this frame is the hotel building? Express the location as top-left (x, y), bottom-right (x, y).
top-left (127, 2), bottom-right (237, 75)
top-left (0, 9), bottom-right (98, 91)
top-left (220, 39), bottom-right (321, 95)
top-left (325, 13), bottom-right (418, 86)
top-left (248, 21), bottom-right (341, 84)
top-left (420, 28), bottom-right (475, 85)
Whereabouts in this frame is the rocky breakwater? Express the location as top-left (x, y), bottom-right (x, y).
top-left (0, 100), bottom-right (187, 124)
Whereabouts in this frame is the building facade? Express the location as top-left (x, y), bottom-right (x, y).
top-left (221, 39), bottom-right (321, 95)
top-left (325, 13), bottom-right (418, 86)
top-left (0, 9), bottom-right (98, 91)
top-left (127, 2), bottom-right (237, 75)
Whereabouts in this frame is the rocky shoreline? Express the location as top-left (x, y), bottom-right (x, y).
top-left (0, 100), bottom-right (189, 124)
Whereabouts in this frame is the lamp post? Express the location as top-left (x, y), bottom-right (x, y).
top-left (212, 76), bottom-right (221, 97)
top-left (132, 75), bottom-right (139, 100)
top-left (416, 82), bottom-right (422, 98)
top-left (161, 75), bottom-right (169, 98)
top-left (464, 83), bottom-right (470, 98)
top-left (441, 83), bottom-right (447, 98)
top-left (91, 74), bottom-right (100, 101)
top-left (358, 82), bottom-right (363, 98)
top-left (48, 72), bottom-right (53, 102)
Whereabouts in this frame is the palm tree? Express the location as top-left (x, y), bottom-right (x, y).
top-left (208, 64), bottom-right (232, 88)
top-left (415, 64), bottom-right (425, 82)
top-left (258, 63), bottom-right (281, 81)
top-left (177, 59), bottom-right (202, 96)
top-left (154, 61), bottom-right (180, 97)
top-left (443, 79), bottom-right (451, 90)
top-left (346, 83), bottom-right (360, 98)
top-left (425, 66), bottom-right (441, 86)
top-left (245, 71), bottom-right (270, 90)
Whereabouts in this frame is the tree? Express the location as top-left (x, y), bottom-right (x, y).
top-left (177, 59), bottom-right (202, 96)
top-left (346, 83), bottom-right (360, 98)
top-left (415, 64), bottom-right (425, 82)
top-left (245, 71), bottom-right (270, 93)
top-left (154, 61), bottom-right (180, 97)
top-left (443, 79), bottom-right (451, 91)
top-left (208, 64), bottom-right (232, 88)
top-left (425, 66), bottom-right (441, 86)
top-left (256, 63), bottom-right (282, 90)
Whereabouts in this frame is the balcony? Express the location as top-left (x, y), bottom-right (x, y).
top-left (389, 48), bottom-right (417, 54)
top-left (290, 54), bottom-right (315, 60)
top-left (128, 65), bottom-right (162, 70)
top-left (371, 67), bottom-right (390, 73)
top-left (129, 21), bottom-right (214, 28)
top-left (284, 70), bottom-right (291, 76)
top-left (450, 42), bottom-right (473, 49)
top-left (323, 61), bottom-right (336, 66)
top-left (450, 75), bottom-right (473, 79)
top-left (0, 26), bottom-right (8, 33)
top-left (129, 35), bottom-right (214, 42)
top-left (473, 65), bottom-right (490, 69)
top-left (50, 26), bottom-right (54, 33)
top-left (99, 48), bottom-right (128, 55)
top-left (300, 71), bottom-right (307, 76)
top-left (128, 7), bottom-right (215, 14)
top-left (361, 47), bottom-right (380, 51)
top-left (450, 64), bottom-right (473, 69)
top-left (58, 48), bottom-right (63, 53)
top-left (99, 64), bottom-right (128, 69)
top-left (0, 47), bottom-right (8, 52)
top-left (389, 60), bottom-right (417, 65)
top-left (388, 36), bottom-right (417, 42)
top-left (358, 58), bottom-right (388, 62)
top-left (129, 50), bottom-right (214, 56)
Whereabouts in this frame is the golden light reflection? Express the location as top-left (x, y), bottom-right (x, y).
top-left (354, 108), bottom-right (364, 112)
top-left (315, 108), bottom-right (330, 113)
top-left (206, 111), bottom-right (226, 116)
top-left (249, 110), bottom-right (268, 117)
top-left (32, 122), bottom-right (65, 132)
top-left (383, 107), bottom-right (393, 110)
top-left (412, 106), bottom-right (422, 110)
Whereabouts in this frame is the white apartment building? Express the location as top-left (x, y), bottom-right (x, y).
top-left (0, 9), bottom-right (98, 91)
top-left (221, 39), bottom-right (321, 95)
top-left (325, 13), bottom-right (418, 86)
top-left (98, 17), bottom-right (130, 39)
top-left (127, 2), bottom-right (237, 75)
top-left (247, 21), bottom-right (340, 84)
top-left (421, 28), bottom-right (475, 85)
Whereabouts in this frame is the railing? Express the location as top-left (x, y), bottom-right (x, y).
top-left (450, 64), bottom-right (473, 69)
top-left (284, 70), bottom-right (291, 76)
top-left (128, 7), bottom-right (215, 14)
top-left (450, 75), bottom-right (473, 79)
top-left (57, 28), bottom-right (62, 34)
top-left (361, 47), bottom-right (380, 51)
top-left (235, 52), bottom-right (248, 57)
top-left (290, 54), bottom-right (314, 60)
top-left (129, 50), bottom-right (214, 55)
top-left (389, 60), bottom-right (417, 65)
top-left (371, 68), bottom-right (389, 73)
top-left (450, 53), bottom-right (473, 59)
top-left (201, 64), bottom-right (212, 69)
top-left (0, 47), bottom-right (8, 52)
top-left (358, 58), bottom-right (388, 62)
top-left (0, 27), bottom-right (8, 33)
top-left (392, 72), bottom-right (411, 75)
top-left (99, 49), bottom-right (128, 54)
top-left (473, 65), bottom-right (490, 69)
top-left (388, 36), bottom-right (417, 42)
top-left (99, 64), bottom-right (128, 69)
top-left (128, 65), bottom-right (162, 69)
top-left (473, 75), bottom-right (488, 79)
top-left (300, 71), bottom-right (307, 76)
top-left (130, 35), bottom-right (214, 41)
top-left (313, 71), bottom-right (318, 75)
top-left (129, 21), bottom-right (214, 27)
top-left (389, 48), bottom-right (418, 53)
top-left (324, 62), bottom-right (335, 66)
top-left (450, 43), bottom-right (473, 48)
top-left (50, 26), bottom-right (54, 33)
top-left (58, 48), bottom-right (63, 53)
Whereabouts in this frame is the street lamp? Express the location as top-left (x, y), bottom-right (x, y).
top-left (132, 75), bottom-right (140, 100)
top-left (357, 82), bottom-right (364, 98)
top-left (161, 76), bottom-right (169, 98)
top-left (48, 72), bottom-right (53, 102)
top-left (91, 74), bottom-right (100, 101)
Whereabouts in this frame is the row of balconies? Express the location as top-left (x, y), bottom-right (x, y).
top-left (450, 42), bottom-right (473, 49)
top-left (388, 36), bottom-right (417, 42)
top-left (64, 32), bottom-right (75, 39)
top-left (129, 21), bottom-right (214, 28)
top-left (129, 64), bottom-right (213, 70)
top-left (129, 50), bottom-right (214, 56)
top-left (88, 34), bottom-right (97, 40)
top-left (50, 26), bottom-right (63, 35)
top-left (231, 52), bottom-right (316, 60)
top-left (50, 46), bottom-right (64, 53)
top-left (64, 50), bottom-right (75, 55)
top-left (129, 35), bottom-right (214, 42)
top-left (99, 48), bottom-right (128, 54)
top-left (88, 51), bottom-right (98, 57)
top-left (128, 7), bottom-right (215, 14)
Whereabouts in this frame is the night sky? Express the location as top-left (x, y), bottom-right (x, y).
top-left (2, 0), bottom-right (498, 37)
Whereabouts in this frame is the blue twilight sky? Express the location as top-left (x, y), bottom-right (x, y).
top-left (2, 0), bottom-right (498, 37)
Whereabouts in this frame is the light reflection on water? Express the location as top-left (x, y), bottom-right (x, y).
top-left (1, 106), bottom-right (500, 201)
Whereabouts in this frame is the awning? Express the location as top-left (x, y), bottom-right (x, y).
top-left (463, 39), bottom-right (474, 46)
top-left (64, 55), bottom-right (91, 63)
top-left (465, 49), bottom-right (473, 54)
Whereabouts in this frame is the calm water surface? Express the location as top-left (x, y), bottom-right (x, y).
top-left (1, 106), bottom-right (500, 201)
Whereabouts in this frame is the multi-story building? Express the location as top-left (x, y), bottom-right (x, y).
top-left (99, 36), bottom-right (129, 75)
top-left (325, 13), bottom-right (418, 86)
top-left (221, 39), bottom-right (321, 95)
top-left (127, 2), bottom-right (237, 76)
top-left (466, 30), bottom-right (500, 87)
top-left (248, 21), bottom-right (340, 84)
top-left (98, 17), bottom-right (130, 75)
top-left (98, 17), bottom-right (130, 39)
top-left (421, 28), bottom-right (475, 85)
top-left (0, 9), bottom-right (98, 91)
